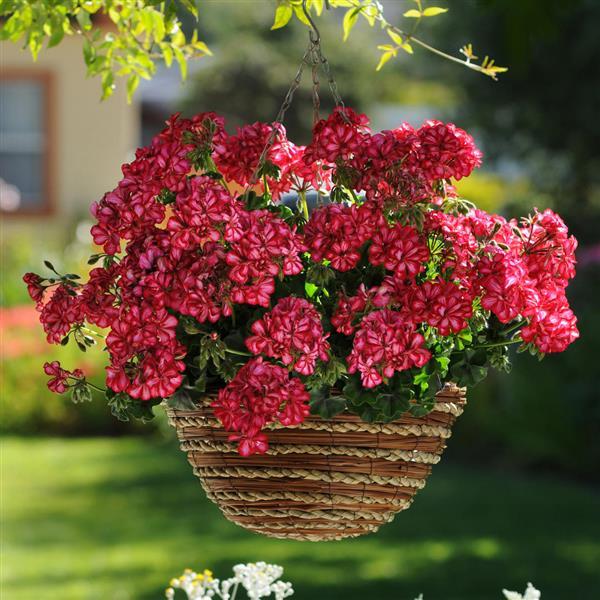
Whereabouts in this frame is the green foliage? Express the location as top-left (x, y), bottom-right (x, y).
top-left (0, 0), bottom-right (211, 101)
top-left (1, 0), bottom-right (506, 102)
top-left (70, 380), bottom-right (94, 404)
top-left (279, 0), bottom-right (507, 80)
top-left (309, 388), bottom-right (347, 418)
top-left (0, 336), bottom-right (147, 435)
top-left (107, 390), bottom-right (160, 422)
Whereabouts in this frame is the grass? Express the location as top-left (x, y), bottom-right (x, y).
top-left (2, 436), bottom-right (599, 600)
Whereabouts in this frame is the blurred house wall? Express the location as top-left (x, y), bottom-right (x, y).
top-left (1, 36), bottom-right (140, 238)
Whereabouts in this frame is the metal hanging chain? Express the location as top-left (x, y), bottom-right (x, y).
top-left (245, 43), bottom-right (312, 190)
top-left (245, 0), bottom-right (348, 191)
top-left (310, 42), bottom-right (321, 126)
top-left (301, 0), bottom-right (350, 122)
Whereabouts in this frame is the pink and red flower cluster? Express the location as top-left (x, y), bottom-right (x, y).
top-left (246, 297), bottom-right (330, 375)
top-left (43, 361), bottom-right (83, 394)
top-left (302, 203), bottom-right (378, 271)
top-left (211, 357), bottom-right (310, 455)
top-left (24, 108), bottom-right (578, 456)
top-left (347, 309), bottom-right (431, 388)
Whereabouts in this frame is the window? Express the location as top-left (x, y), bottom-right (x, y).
top-left (0, 72), bottom-right (53, 214)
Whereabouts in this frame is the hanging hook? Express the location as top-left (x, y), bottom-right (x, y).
top-left (302, 0), bottom-right (321, 45)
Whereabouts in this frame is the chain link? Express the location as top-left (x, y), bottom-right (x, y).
top-left (310, 44), bottom-right (321, 126)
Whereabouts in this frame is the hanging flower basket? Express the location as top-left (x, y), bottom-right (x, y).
top-left (23, 43), bottom-right (578, 540)
top-left (167, 384), bottom-right (464, 541)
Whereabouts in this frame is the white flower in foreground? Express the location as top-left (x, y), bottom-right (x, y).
top-left (415, 582), bottom-right (540, 600)
top-left (166, 562), bottom-right (293, 600)
top-left (502, 583), bottom-right (541, 600)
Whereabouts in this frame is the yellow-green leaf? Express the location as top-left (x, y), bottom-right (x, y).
top-left (293, 4), bottom-right (310, 25)
top-left (76, 9), bottom-right (92, 31)
top-left (311, 0), bottom-right (324, 16)
top-left (387, 29), bottom-right (403, 45)
top-left (172, 46), bottom-right (187, 80)
top-left (363, 4), bottom-right (378, 27)
top-left (401, 42), bottom-right (414, 54)
top-left (100, 70), bottom-right (114, 100)
top-left (403, 9), bottom-right (422, 18)
top-left (152, 11), bottom-right (165, 43)
top-left (271, 3), bottom-right (293, 30)
top-left (193, 40), bottom-right (212, 55)
top-left (162, 44), bottom-right (173, 67)
top-left (376, 51), bottom-right (393, 71)
top-left (171, 28), bottom-right (185, 47)
top-left (47, 19), bottom-right (66, 48)
top-left (343, 7), bottom-right (361, 41)
top-left (422, 7), bottom-right (448, 17)
top-left (126, 73), bottom-right (139, 102)
top-left (108, 7), bottom-right (120, 23)
top-left (179, 0), bottom-right (198, 19)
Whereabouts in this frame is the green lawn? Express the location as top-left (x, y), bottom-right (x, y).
top-left (2, 436), bottom-right (599, 600)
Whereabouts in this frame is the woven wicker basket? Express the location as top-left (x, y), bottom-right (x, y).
top-left (167, 383), bottom-right (466, 541)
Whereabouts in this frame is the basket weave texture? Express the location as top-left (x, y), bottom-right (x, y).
top-left (167, 384), bottom-right (466, 541)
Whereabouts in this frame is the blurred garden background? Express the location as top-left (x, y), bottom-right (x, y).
top-left (1, 1), bottom-right (600, 598)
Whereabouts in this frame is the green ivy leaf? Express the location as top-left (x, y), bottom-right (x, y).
top-left (70, 382), bottom-right (93, 404)
top-left (127, 399), bottom-right (159, 422)
top-left (375, 389), bottom-right (412, 422)
top-left (107, 392), bottom-right (131, 422)
top-left (216, 359), bottom-right (237, 382)
top-left (167, 387), bottom-right (197, 411)
top-left (450, 348), bottom-right (489, 387)
top-left (310, 389), bottom-right (347, 419)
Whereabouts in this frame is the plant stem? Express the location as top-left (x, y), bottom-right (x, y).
top-left (225, 348), bottom-right (252, 358)
top-left (389, 26), bottom-right (487, 75)
top-left (82, 326), bottom-right (105, 339)
top-left (76, 380), bottom-right (106, 393)
top-left (475, 338), bottom-right (522, 350)
top-left (299, 190), bottom-right (309, 220)
top-left (231, 581), bottom-right (240, 600)
top-left (501, 321), bottom-right (524, 336)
